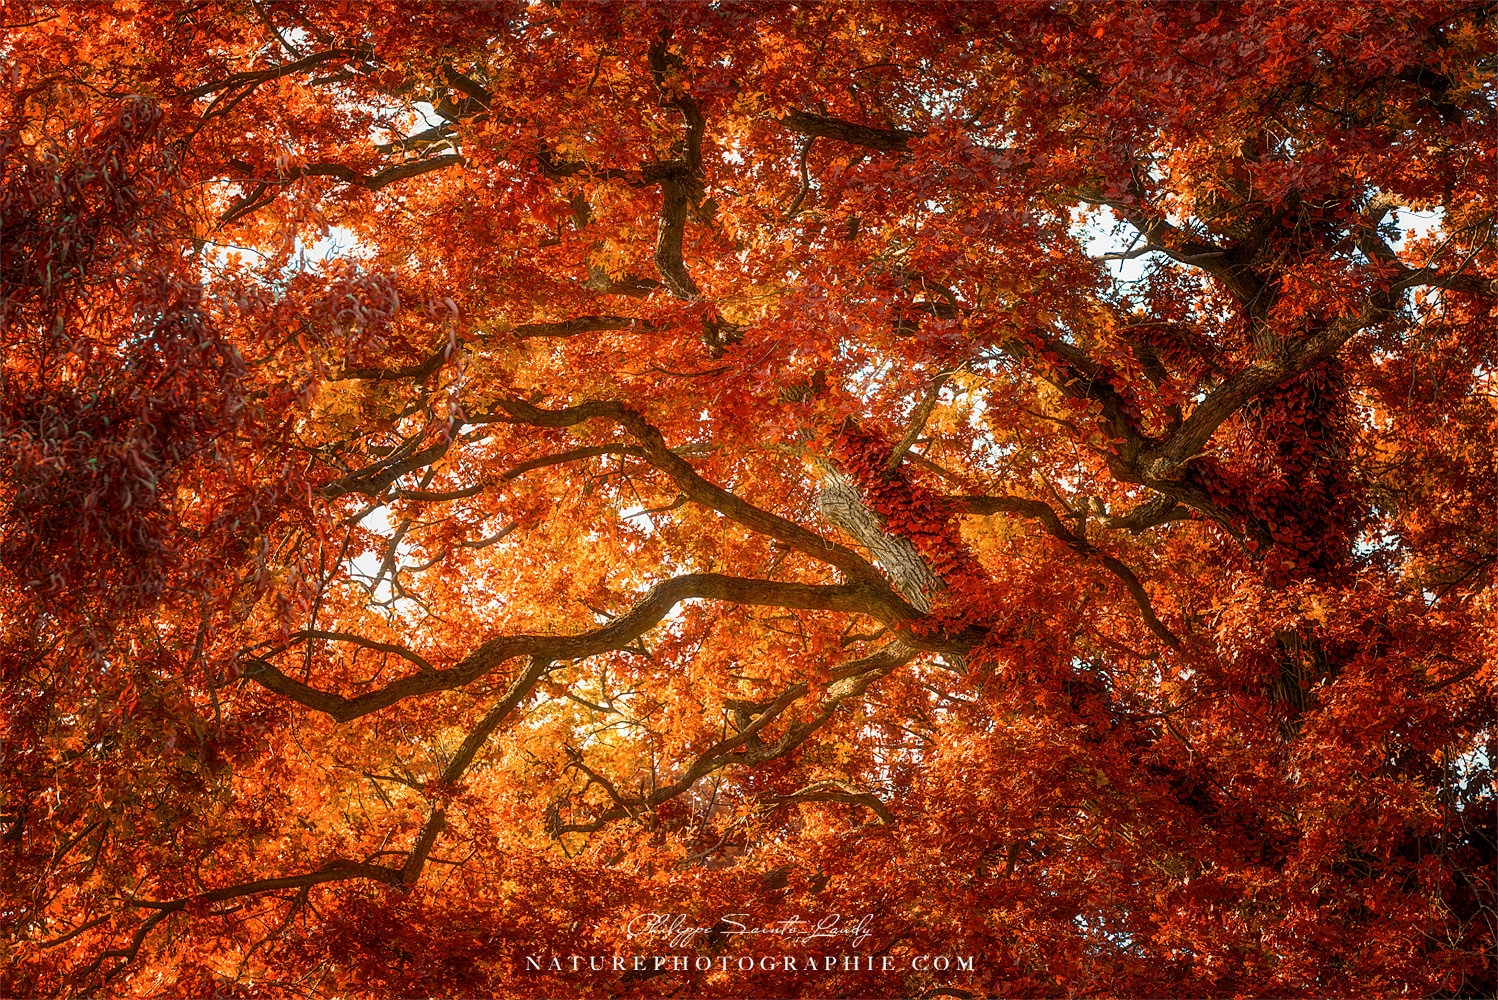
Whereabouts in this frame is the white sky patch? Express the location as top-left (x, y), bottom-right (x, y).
top-left (346, 502), bottom-right (399, 599)
top-left (1076, 203), bottom-right (1449, 277)
top-left (359, 506), bottom-right (394, 536)
top-left (304, 225), bottom-right (368, 264)
top-left (619, 504), bottom-right (658, 533)
top-left (1388, 207), bottom-right (1445, 252)
top-left (1074, 207), bottom-right (1149, 284)
top-left (200, 224), bottom-right (368, 290)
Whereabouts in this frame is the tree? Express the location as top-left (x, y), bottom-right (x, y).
top-left (2, 2), bottom-right (1493, 997)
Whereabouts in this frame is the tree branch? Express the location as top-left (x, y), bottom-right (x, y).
top-left (498, 444), bottom-right (646, 481)
top-left (243, 574), bottom-right (902, 721)
top-left (773, 779), bottom-right (893, 824)
top-left (290, 630), bottom-right (435, 674)
top-left (513, 316), bottom-right (658, 338)
top-left (887, 374), bottom-right (949, 473)
top-left (648, 29), bottom-right (708, 301)
top-left (485, 398), bottom-right (905, 597)
top-left (318, 433), bottom-right (457, 499)
top-left (780, 109), bottom-right (923, 151)
top-left (334, 341), bottom-right (456, 382)
top-left (556, 643), bottom-right (913, 835)
top-left (956, 495), bottom-right (1180, 649)
top-left (184, 47), bottom-right (369, 102)
top-left (219, 154), bottom-right (464, 224)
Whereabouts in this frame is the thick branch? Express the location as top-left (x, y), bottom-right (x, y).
top-left (513, 315), bottom-right (658, 338)
top-left (1090, 494), bottom-right (1190, 533)
top-left (440, 656), bottom-right (554, 783)
top-left (887, 374), bottom-right (949, 473)
top-left (335, 341), bottom-right (455, 382)
top-left (486, 398), bottom-right (904, 599)
top-left (647, 31), bottom-right (705, 175)
top-left (582, 267), bottom-right (661, 297)
top-left (499, 444), bottom-right (646, 481)
top-left (647, 30), bottom-right (708, 300)
top-left (374, 124), bottom-right (457, 154)
top-left (98, 652), bottom-right (551, 978)
top-left (244, 574), bottom-right (900, 721)
top-left (220, 155), bottom-right (464, 224)
top-left (1019, 333), bottom-right (1157, 460)
top-left (319, 434), bottom-right (456, 499)
top-left (92, 854), bottom-right (415, 985)
top-left (781, 109), bottom-right (923, 151)
top-left (185, 47), bottom-right (369, 102)
top-left (817, 462), bottom-right (940, 613)
top-left (394, 481), bottom-right (488, 502)
top-left (401, 810), bottom-right (447, 885)
top-left (1074, 182), bottom-right (1264, 305)
top-left (1137, 300), bottom-right (1387, 482)
top-left (655, 176), bottom-right (699, 298)
top-left (774, 780), bottom-right (893, 824)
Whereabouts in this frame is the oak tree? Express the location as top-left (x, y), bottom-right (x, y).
top-left (2, 2), bottom-right (1494, 997)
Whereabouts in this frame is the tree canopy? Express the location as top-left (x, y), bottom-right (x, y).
top-left (2, 2), bottom-right (1494, 997)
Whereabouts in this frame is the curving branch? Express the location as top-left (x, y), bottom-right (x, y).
top-left (654, 174), bottom-right (699, 298)
top-left (647, 29), bottom-right (709, 301)
top-left (955, 494), bottom-right (1180, 650)
top-left (394, 481), bottom-right (489, 502)
top-left (1135, 297), bottom-right (1391, 484)
top-left (85, 655), bottom-right (544, 986)
top-left (772, 779), bottom-right (894, 824)
top-left (184, 46), bottom-right (372, 103)
top-left (290, 630), bottom-right (435, 674)
top-left (219, 154), bottom-right (464, 224)
top-left (335, 340), bottom-right (457, 382)
top-left (498, 444), bottom-right (645, 481)
top-left (243, 574), bottom-right (905, 721)
top-left (647, 30), bottom-right (705, 174)
top-left (785, 134), bottom-right (815, 217)
top-left (1089, 494), bottom-right (1191, 533)
top-left (84, 859), bottom-right (405, 987)
top-left (1067, 183), bottom-right (1496, 502)
top-left (990, 284), bottom-right (1423, 554)
top-left (438, 655), bottom-right (554, 782)
top-left (1074, 177), bottom-right (1266, 307)
top-left (582, 266), bottom-right (662, 297)
top-left (818, 462), bottom-right (941, 613)
top-left (318, 431), bottom-right (458, 500)
top-left (1001, 330), bottom-right (1157, 463)
top-left (483, 398), bottom-right (906, 597)
top-left (886, 373), bottom-right (951, 473)
top-left (556, 643), bottom-right (913, 835)
top-left (220, 628), bottom-right (919, 975)
top-left (374, 123), bottom-right (457, 154)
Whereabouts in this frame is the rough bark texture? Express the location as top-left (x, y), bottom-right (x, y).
top-left (817, 463), bottom-right (941, 613)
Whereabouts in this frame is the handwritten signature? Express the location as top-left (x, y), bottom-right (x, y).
top-left (624, 912), bottom-right (875, 949)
